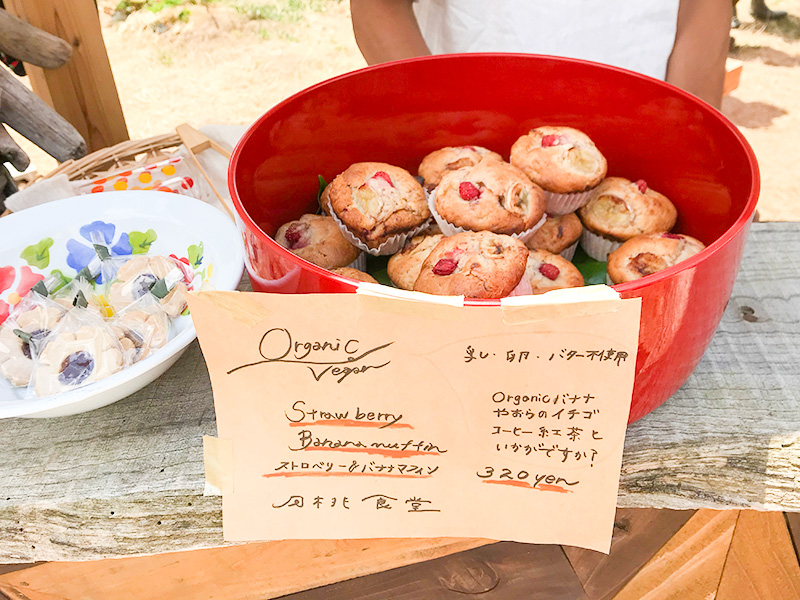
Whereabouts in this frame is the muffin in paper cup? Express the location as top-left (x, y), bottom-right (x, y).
top-left (560, 239), bottom-right (579, 262)
top-left (578, 177), bottom-right (678, 262)
top-left (274, 214), bottom-right (362, 268)
top-left (544, 189), bottom-right (594, 215)
top-left (330, 208), bottom-right (433, 256)
top-left (580, 229), bottom-right (622, 262)
top-left (428, 187), bottom-right (546, 245)
top-left (327, 162), bottom-right (431, 255)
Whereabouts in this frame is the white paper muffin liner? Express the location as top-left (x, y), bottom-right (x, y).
top-left (345, 252), bottom-right (367, 271)
top-left (329, 208), bottom-right (433, 256)
top-left (428, 188), bottom-right (547, 244)
top-left (506, 274), bottom-right (533, 298)
top-left (580, 229), bottom-right (622, 262)
top-left (544, 189), bottom-right (594, 215)
top-left (559, 239), bottom-right (579, 262)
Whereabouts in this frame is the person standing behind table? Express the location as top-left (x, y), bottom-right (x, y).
top-left (350, 0), bottom-right (732, 109)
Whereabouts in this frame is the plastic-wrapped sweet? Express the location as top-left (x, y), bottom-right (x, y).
top-left (32, 308), bottom-right (124, 398)
top-left (110, 295), bottom-right (170, 365)
top-left (52, 277), bottom-right (111, 318)
top-left (108, 255), bottom-right (189, 318)
top-left (0, 298), bottom-right (65, 387)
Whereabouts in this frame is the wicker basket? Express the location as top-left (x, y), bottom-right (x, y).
top-left (1, 132), bottom-right (182, 218)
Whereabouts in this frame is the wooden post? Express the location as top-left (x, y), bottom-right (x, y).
top-left (3, 0), bottom-right (129, 153)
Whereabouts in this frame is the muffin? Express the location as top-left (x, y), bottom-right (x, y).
top-left (510, 126), bottom-right (607, 214)
top-left (387, 234), bottom-right (444, 290)
top-left (524, 249), bottom-right (584, 294)
top-left (328, 162), bottom-right (430, 253)
top-left (275, 214), bottom-right (361, 269)
top-left (526, 213), bottom-right (583, 261)
top-left (418, 146), bottom-right (503, 190)
top-left (433, 159), bottom-right (546, 238)
top-left (607, 232), bottom-right (705, 284)
top-left (578, 177), bottom-right (678, 261)
top-left (319, 183), bottom-right (332, 215)
top-left (331, 267), bottom-right (378, 284)
top-left (413, 231), bottom-right (528, 299)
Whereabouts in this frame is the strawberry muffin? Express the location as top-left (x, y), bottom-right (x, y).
top-left (413, 231), bottom-right (528, 299)
top-left (510, 126), bottom-right (607, 215)
top-left (607, 232), bottom-right (705, 284)
top-left (525, 212), bottom-right (583, 261)
top-left (328, 162), bottom-right (430, 254)
top-left (578, 177), bottom-right (678, 261)
top-left (275, 214), bottom-right (361, 270)
top-left (331, 267), bottom-right (378, 283)
top-left (418, 146), bottom-right (503, 191)
top-left (524, 249), bottom-right (584, 294)
top-left (433, 159), bottom-right (546, 238)
top-left (387, 233), bottom-right (444, 290)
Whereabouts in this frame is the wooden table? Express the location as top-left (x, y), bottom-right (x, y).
top-left (2, 222), bottom-right (800, 599)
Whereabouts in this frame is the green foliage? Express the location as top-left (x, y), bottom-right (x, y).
top-left (236, 0), bottom-right (339, 22)
top-left (570, 246), bottom-right (607, 286)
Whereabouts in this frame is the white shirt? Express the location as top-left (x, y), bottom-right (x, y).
top-left (412, 0), bottom-right (680, 80)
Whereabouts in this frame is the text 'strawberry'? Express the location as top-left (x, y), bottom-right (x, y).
top-left (539, 263), bottom-right (560, 280)
top-left (459, 182), bottom-right (481, 200)
top-left (372, 171), bottom-right (394, 187)
top-left (432, 258), bottom-right (459, 276)
top-left (541, 134), bottom-right (568, 147)
top-left (635, 179), bottom-right (648, 194)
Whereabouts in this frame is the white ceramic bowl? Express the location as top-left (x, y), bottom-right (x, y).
top-left (0, 192), bottom-right (244, 418)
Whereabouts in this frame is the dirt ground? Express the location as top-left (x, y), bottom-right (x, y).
top-left (18, 0), bottom-right (800, 220)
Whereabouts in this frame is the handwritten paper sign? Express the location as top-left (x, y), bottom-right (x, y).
top-left (189, 288), bottom-right (641, 552)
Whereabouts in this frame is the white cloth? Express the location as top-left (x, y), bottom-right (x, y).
top-left (412, 0), bottom-right (680, 80)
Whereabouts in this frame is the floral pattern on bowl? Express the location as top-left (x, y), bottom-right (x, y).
top-left (0, 220), bottom-right (209, 325)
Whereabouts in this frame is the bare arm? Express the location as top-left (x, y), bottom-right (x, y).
top-left (350, 0), bottom-right (431, 65)
top-left (666, 0), bottom-right (732, 109)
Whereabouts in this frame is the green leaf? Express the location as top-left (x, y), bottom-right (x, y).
top-left (365, 254), bottom-right (393, 287)
top-left (129, 229), bottom-right (157, 255)
top-left (19, 237), bottom-right (53, 269)
top-left (571, 246), bottom-right (608, 286)
top-left (188, 242), bottom-right (204, 268)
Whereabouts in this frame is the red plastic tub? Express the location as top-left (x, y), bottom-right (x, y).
top-left (229, 54), bottom-right (759, 423)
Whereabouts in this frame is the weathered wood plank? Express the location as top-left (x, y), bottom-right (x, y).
top-left (278, 542), bottom-right (588, 600)
top-left (0, 64), bottom-right (86, 161)
top-left (620, 223), bottom-right (800, 511)
top-left (564, 509), bottom-right (695, 600)
top-left (0, 223), bottom-right (799, 562)
top-left (0, 121), bottom-right (30, 172)
top-left (0, 538), bottom-right (490, 600)
top-left (612, 510), bottom-right (738, 600)
top-left (0, 8), bottom-right (72, 70)
top-left (716, 511), bottom-right (800, 600)
top-left (3, 0), bottom-right (129, 152)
